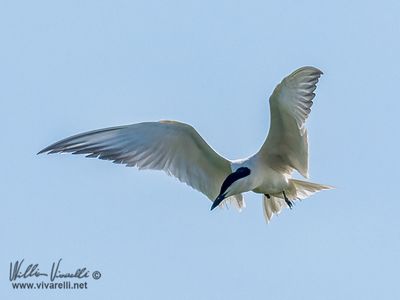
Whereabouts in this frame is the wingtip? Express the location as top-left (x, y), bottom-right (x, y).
top-left (308, 66), bottom-right (323, 74)
top-left (37, 147), bottom-right (51, 155)
top-left (37, 143), bottom-right (63, 155)
top-left (295, 66), bottom-right (323, 76)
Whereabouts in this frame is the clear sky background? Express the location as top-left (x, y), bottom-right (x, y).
top-left (1, 0), bottom-right (400, 299)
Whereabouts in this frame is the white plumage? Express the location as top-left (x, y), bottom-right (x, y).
top-left (39, 66), bottom-right (332, 222)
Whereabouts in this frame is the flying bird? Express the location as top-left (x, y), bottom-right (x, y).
top-left (38, 66), bottom-right (332, 222)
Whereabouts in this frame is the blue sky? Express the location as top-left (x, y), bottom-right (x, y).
top-left (1, 0), bottom-right (400, 299)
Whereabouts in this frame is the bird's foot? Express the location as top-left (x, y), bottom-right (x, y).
top-left (285, 198), bottom-right (294, 209)
top-left (282, 191), bottom-right (293, 209)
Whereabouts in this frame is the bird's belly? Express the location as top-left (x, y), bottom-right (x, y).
top-left (252, 169), bottom-right (289, 195)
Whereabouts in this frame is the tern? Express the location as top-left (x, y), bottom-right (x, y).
top-left (38, 66), bottom-right (332, 222)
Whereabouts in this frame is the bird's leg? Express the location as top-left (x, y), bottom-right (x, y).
top-left (282, 191), bottom-right (293, 209)
top-left (264, 194), bottom-right (271, 199)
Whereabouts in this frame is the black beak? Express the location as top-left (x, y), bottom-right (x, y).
top-left (210, 194), bottom-right (226, 211)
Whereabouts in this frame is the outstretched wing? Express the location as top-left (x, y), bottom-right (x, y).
top-left (258, 66), bottom-right (323, 178)
top-left (39, 120), bottom-right (235, 202)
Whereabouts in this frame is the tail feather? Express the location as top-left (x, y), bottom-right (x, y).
top-left (228, 194), bottom-right (246, 212)
top-left (263, 195), bottom-right (286, 222)
top-left (262, 179), bottom-right (333, 222)
top-left (288, 179), bottom-right (333, 199)
top-left (218, 194), bottom-right (246, 212)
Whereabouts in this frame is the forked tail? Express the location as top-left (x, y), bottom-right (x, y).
top-left (262, 179), bottom-right (333, 222)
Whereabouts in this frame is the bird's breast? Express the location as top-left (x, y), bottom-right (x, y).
top-left (252, 167), bottom-right (290, 195)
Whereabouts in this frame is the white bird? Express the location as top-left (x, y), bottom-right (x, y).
top-left (39, 66), bottom-right (332, 222)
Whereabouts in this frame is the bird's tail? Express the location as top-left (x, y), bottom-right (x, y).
top-left (262, 179), bottom-right (333, 222)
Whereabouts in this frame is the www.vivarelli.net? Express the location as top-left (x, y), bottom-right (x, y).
top-left (12, 281), bottom-right (89, 290)
top-left (9, 258), bottom-right (102, 290)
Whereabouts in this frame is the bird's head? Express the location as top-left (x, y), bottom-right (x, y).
top-left (210, 167), bottom-right (251, 210)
